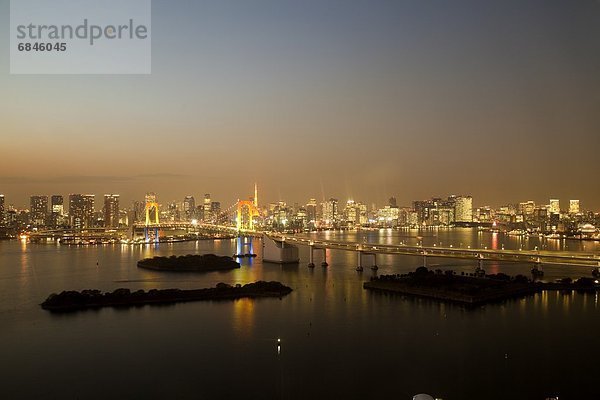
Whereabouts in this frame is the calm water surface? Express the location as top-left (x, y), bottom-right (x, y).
top-left (2, 229), bottom-right (600, 399)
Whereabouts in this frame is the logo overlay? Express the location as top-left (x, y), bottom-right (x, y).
top-left (10, 0), bottom-right (151, 74)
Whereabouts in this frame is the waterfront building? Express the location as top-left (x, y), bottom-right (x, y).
top-left (203, 194), bottom-right (211, 222)
top-left (306, 198), bottom-right (317, 229)
top-left (103, 194), bottom-right (120, 228)
top-left (358, 202), bottom-right (368, 225)
top-left (69, 194), bottom-right (95, 229)
top-left (518, 201), bottom-right (536, 217)
top-left (344, 200), bottom-right (358, 225)
top-left (569, 200), bottom-right (580, 214)
top-left (0, 194), bottom-right (4, 226)
top-left (30, 195), bottom-right (48, 227)
top-left (321, 198), bottom-right (338, 227)
top-left (550, 199), bottom-right (560, 214)
top-left (50, 195), bottom-right (65, 228)
top-left (451, 195), bottom-right (472, 223)
top-left (211, 202), bottom-right (221, 222)
top-left (377, 205), bottom-right (399, 227)
top-left (183, 196), bottom-right (195, 221)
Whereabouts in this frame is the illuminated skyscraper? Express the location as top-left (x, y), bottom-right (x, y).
top-left (183, 196), bottom-right (195, 221)
top-left (569, 200), bottom-right (580, 214)
top-left (30, 195), bottom-right (48, 227)
top-left (50, 195), bottom-right (64, 228)
top-left (203, 194), bottom-right (211, 221)
top-left (549, 199), bottom-right (560, 214)
top-left (69, 194), bottom-right (95, 229)
top-left (211, 202), bottom-right (221, 222)
top-left (322, 198), bottom-right (338, 227)
top-left (344, 200), bottom-right (358, 225)
top-left (454, 196), bottom-right (473, 223)
top-left (103, 194), bottom-right (120, 228)
top-left (305, 198), bottom-right (317, 229)
top-left (0, 194), bottom-right (5, 226)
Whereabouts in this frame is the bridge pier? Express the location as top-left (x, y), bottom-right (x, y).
top-left (367, 253), bottom-right (378, 270)
top-left (422, 251), bottom-right (428, 268)
top-left (308, 245), bottom-right (315, 268)
top-left (356, 250), bottom-right (363, 272)
top-left (320, 248), bottom-right (328, 267)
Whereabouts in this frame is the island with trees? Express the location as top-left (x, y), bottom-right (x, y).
top-left (137, 254), bottom-right (240, 272)
top-left (41, 281), bottom-right (293, 312)
top-left (364, 267), bottom-right (600, 306)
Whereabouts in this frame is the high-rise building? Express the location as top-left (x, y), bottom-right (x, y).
top-left (518, 201), bottom-right (535, 216)
top-left (50, 195), bottom-right (64, 228)
top-left (30, 195), bottom-right (48, 227)
top-left (103, 194), bottom-right (120, 228)
top-left (322, 198), bottom-right (338, 227)
top-left (0, 194), bottom-right (5, 226)
top-left (344, 200), bottom-right (358, 225)
top-left (183, 196), bottom-right (195, 221)
top-left (305, 198), bottom-right (317, 229)
top-left (211, 202), bottom-right (221, 222)
top-left (358, 202), bottom-right (368, 225)
top-left (203, 194), bottom-right (211, 221)
top-left (69, 194), bottom-right (95, 229)
top-left (454, 196), bottom-right (473, 223)
top-left (388, 197), bottom-right (397, 207)
top-left (549, 199), bottom-right (560, 214)
top-left (569, 200), bottom-right (580, 214)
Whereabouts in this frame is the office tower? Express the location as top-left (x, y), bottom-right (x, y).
top-left (69, 194), bottom-right (95, 229)
top-left (305, 198), bottom-right (317, 229)
top-left (518, 201), bottom-right (536, 216)
top-left (306, 199), bottom-right (317, 224)
top-left (203, 194), bottom-right (211, 221)
top-left (549, 199), bottom-right (560, 214)
top-left (569, 200), bottom-right (580, 214)
top-left (183, 196), bottom-right (195, 221)
top-left (454, 195), bottom-right (473, 223)
top-left (345, 200), bottom-right (358, 225)
top-left (388, 197), bottom-right (397, 207)
top-left (50, 195), bottom-right (64, 228)
top-left (358, 202), bottom-right (368, 225)
top-left (211, 202), bottom-right (221, 221)
top-left (30, 195), bottom-right (48, 227)
top-left (103, 194), bottom-right (120, 228)
top-left (0, 194), bottom-right (4, 226)
top-left (322, 198), bottom-right (338, 227)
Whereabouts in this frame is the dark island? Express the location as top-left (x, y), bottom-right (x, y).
top-left (137, 254), bottom-right (240, 272)
top-left (364, 267), bottom-right (600, 306)
top-left (41, 281), bottom-right (292, 312)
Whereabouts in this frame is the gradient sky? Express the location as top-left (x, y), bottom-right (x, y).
top-left (1, 0), bottom-right (600, 209)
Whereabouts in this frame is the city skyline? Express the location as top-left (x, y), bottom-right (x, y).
top-left (0, 187), bottom-right (591, 212)
top-left (2, 0), bottom-right (600, 208)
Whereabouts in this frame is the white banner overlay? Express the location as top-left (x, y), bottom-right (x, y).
top-left (10, 0), bottom-right (151, 74)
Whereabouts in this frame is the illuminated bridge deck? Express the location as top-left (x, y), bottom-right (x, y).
top-left (267, 234), bottom-right (600, 267)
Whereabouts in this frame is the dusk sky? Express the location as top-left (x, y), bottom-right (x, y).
top-left (1, 0), bottom-right (599, 209)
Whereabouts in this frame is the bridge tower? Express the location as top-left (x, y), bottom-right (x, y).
top-left (144, 193), bottom-right (160, 243)
top-left (237, 200), bottom-right (260, 231)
